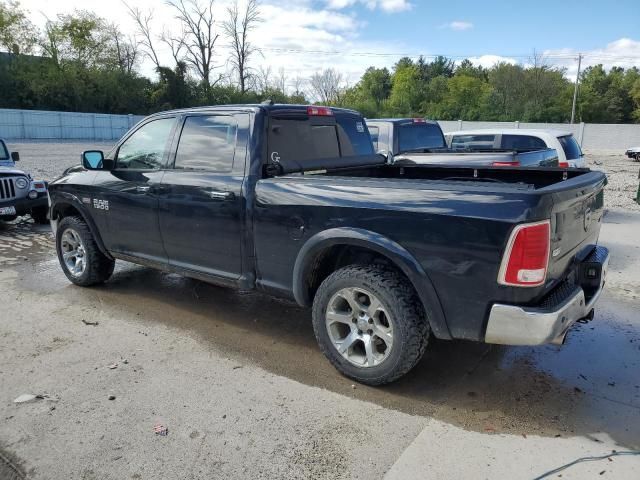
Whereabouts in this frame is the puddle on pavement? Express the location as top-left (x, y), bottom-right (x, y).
top-left (4, 219), bottom-right (640, 449)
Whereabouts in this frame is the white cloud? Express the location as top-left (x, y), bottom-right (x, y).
top-left (440, 20), bottom-right (473, 31)
top-left (326, 0), bottom-right (413, 13)
top-left (18, 0), bottom-right (405, 88)
top-left (467, 55), bottom-right (517, 68)
top-left (543, 38), bottom-right (640, 81)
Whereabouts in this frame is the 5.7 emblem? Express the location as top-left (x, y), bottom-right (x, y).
top-left (93, 199), bottom-right (109, 211)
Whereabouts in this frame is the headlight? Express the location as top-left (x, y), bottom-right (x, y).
top-left (15, 177), bottom-right (28, 189)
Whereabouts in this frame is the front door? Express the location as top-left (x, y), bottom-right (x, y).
top-left (96, 116), bottom-right (176, 262)
top-left (158, 113), bottom-right (248, 280)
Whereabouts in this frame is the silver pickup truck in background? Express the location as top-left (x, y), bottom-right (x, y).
top-left (366, 118), bottom-right (559, 168)
top-left (0, 139), bottom-right (49, 224)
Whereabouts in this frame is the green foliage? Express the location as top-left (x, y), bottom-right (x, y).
top-left (0, 2), bottom-right (637, 123)
top-left (0, 0), bottom-right (36, 54)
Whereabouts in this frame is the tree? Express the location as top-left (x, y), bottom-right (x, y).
top-left (0, 0), bottom-right (36, 54)
top-left (108, 24), bottom-right (140, 74)
top-left (222, 0), bottom-right (261, 94)
top-left (125, 4), bottom-right (162, 70)
top-left (389, 62), bottom-right (421, 115)
top-left (486, 63), bottom-right (527, 120)
top-left (167, 0), bottom-right (220, 96)
top-left (308, 68), bottom-right (344, 104)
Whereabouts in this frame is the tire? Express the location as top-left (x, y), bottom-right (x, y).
top-left (312, 264), bottom-right (430, 385)
top-left (56, 216), bottom-right (115, 286)
top-left (31, 207), bottom-right (48, 224)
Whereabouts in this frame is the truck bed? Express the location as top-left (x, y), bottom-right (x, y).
top-left (256, 163), bottom-right (606, 341)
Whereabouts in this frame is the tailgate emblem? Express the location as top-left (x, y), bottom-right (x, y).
top-left (583, 208), bottom-right (592, 232)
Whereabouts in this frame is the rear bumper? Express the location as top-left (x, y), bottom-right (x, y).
top-left (485, 246), bottom-right (609, 345)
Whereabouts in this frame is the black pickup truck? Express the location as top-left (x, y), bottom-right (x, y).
top-left (48, 104), bottom-right (609, 385)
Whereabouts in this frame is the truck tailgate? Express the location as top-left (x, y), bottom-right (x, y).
top-left (543, 171), bottom-right (607, 284)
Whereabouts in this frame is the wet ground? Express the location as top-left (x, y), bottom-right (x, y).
top-left (1, 208), bottom-right (639, 478)
top-left (1, 140), bottom-right (640, 476)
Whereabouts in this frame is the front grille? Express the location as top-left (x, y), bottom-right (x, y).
top-left (0, 177), bottom-right (17, 200)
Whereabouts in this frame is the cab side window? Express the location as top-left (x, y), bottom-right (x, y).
top-left (116, 118), bottom-right (175, 170)
top-left (174, 115), bottom-right (238, 172)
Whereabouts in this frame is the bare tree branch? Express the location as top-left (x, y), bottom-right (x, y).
top-left (309, 68), bottom-right (344, 104)
top-left (166, 0), bottom-right (219, 94)
top-left (124, 2), bottom-right (161, 70)
top-left (222, 0), bottom-right (262, 93)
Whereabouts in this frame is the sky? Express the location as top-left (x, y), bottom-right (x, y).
top-left (18, 0), bottom-right (640, 89)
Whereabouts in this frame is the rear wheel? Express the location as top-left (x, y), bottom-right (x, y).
top-left (312, 264), bottom-right (430, 385)
top-left (56, 216), bottom-right (114, 286)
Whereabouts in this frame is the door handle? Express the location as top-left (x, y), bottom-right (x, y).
top-left (207, 190), bottom-right (234, 201)
top-left (136, 185), bottom-right (151, 193)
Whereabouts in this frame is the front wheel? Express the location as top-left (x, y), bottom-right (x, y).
top-left (312, 264), bottom-right (430, 385)
top-left (56, 216), bottom-right (115, 286)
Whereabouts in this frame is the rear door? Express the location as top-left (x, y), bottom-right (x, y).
top-left (97, 116), bottom-right (177, 262)
top-left (157, 112), bottom-right (249, 280)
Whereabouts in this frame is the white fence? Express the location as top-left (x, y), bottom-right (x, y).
top-left (0, 109), bottom-right (145, 141)
top-left (437, 120), bottom-right (640, 151)
top-left (0, 108), bottom-right (638, 150)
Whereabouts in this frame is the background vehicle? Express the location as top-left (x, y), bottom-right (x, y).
top-left (446, 129), bottom-right (587, 168)
top-left (0, 139), bottom-right (48, 223)
top-left (367, 119), bottom-right (559, 168)
top-left (625, 147), bottom-right (640, 161)
top-left (49, 104), bottom-right (608, 385)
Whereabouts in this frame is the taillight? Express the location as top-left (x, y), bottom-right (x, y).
top-left (492, 161), bottom-right (520, 167)
top-left (413, 118), bottom-right (426, 123)
top-left (498, 220), bottom-right (550, 287)
top-left (558, 161), bottom-right (569, 168)
top-left (307, 106), bottom-right (333, 116)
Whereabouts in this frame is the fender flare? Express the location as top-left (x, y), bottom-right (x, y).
top-left (292, 227), bottom-right (451, 340)
top-left (50, 192), bottom-right (112, 260)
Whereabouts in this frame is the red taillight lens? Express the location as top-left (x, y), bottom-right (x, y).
top-left (558, 161), bottom-right (569, 168)
top-left (33, 182), bottom-right (45, 189)
top-left (413, 118), bottom-right (426, 123)
top-left (492, 161), bottom-right (520, 167)
top-left (307, 106), bottom-right (333, 116)
top-left (498, 220), bottom-right (550, 287)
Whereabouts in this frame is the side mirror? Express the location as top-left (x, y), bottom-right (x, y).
top-left (377, 150), bottom-right (390, 162)
top-left (82, 150), bottom-right (108, 170)
top-left (10, 151), bottom-right (19, 162)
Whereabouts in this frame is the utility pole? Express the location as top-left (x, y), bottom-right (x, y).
top-left (570, 53), bottom-right (583, 124)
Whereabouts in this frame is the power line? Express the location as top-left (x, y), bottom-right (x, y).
top-left (258, 47), bottom-right (640, 61)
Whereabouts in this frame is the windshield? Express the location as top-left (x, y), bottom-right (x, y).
top-left (0, 141), bottom-right (8, 160)
top-left (398, 123), bottom-right (446, 152)
top-left (558, 135), bottom-right (582, 160)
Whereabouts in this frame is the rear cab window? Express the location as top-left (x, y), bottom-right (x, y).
top-left (397, 121), bottom-right (446, 152)
top-left (558, 135), bottom-right (583, 160)
top-left (450, 134), bottom-right (496, 150)
top-left (501, 135), bottom-right (547, 151)
top-left (267, 111), bottom-right (374, 167)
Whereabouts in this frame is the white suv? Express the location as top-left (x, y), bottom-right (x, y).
top-left (445, 129), bottom-right (587, 168)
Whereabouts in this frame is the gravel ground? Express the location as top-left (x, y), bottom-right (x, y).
top-left (586, 150), bottom-right (640, 212)
top-left (5, 141), bottom-right (640, 212)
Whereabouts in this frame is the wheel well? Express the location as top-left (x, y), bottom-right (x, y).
top-left (52, 202), bottom-right (82, 220)
top-left (306, 245), bottom-right (409, 304)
